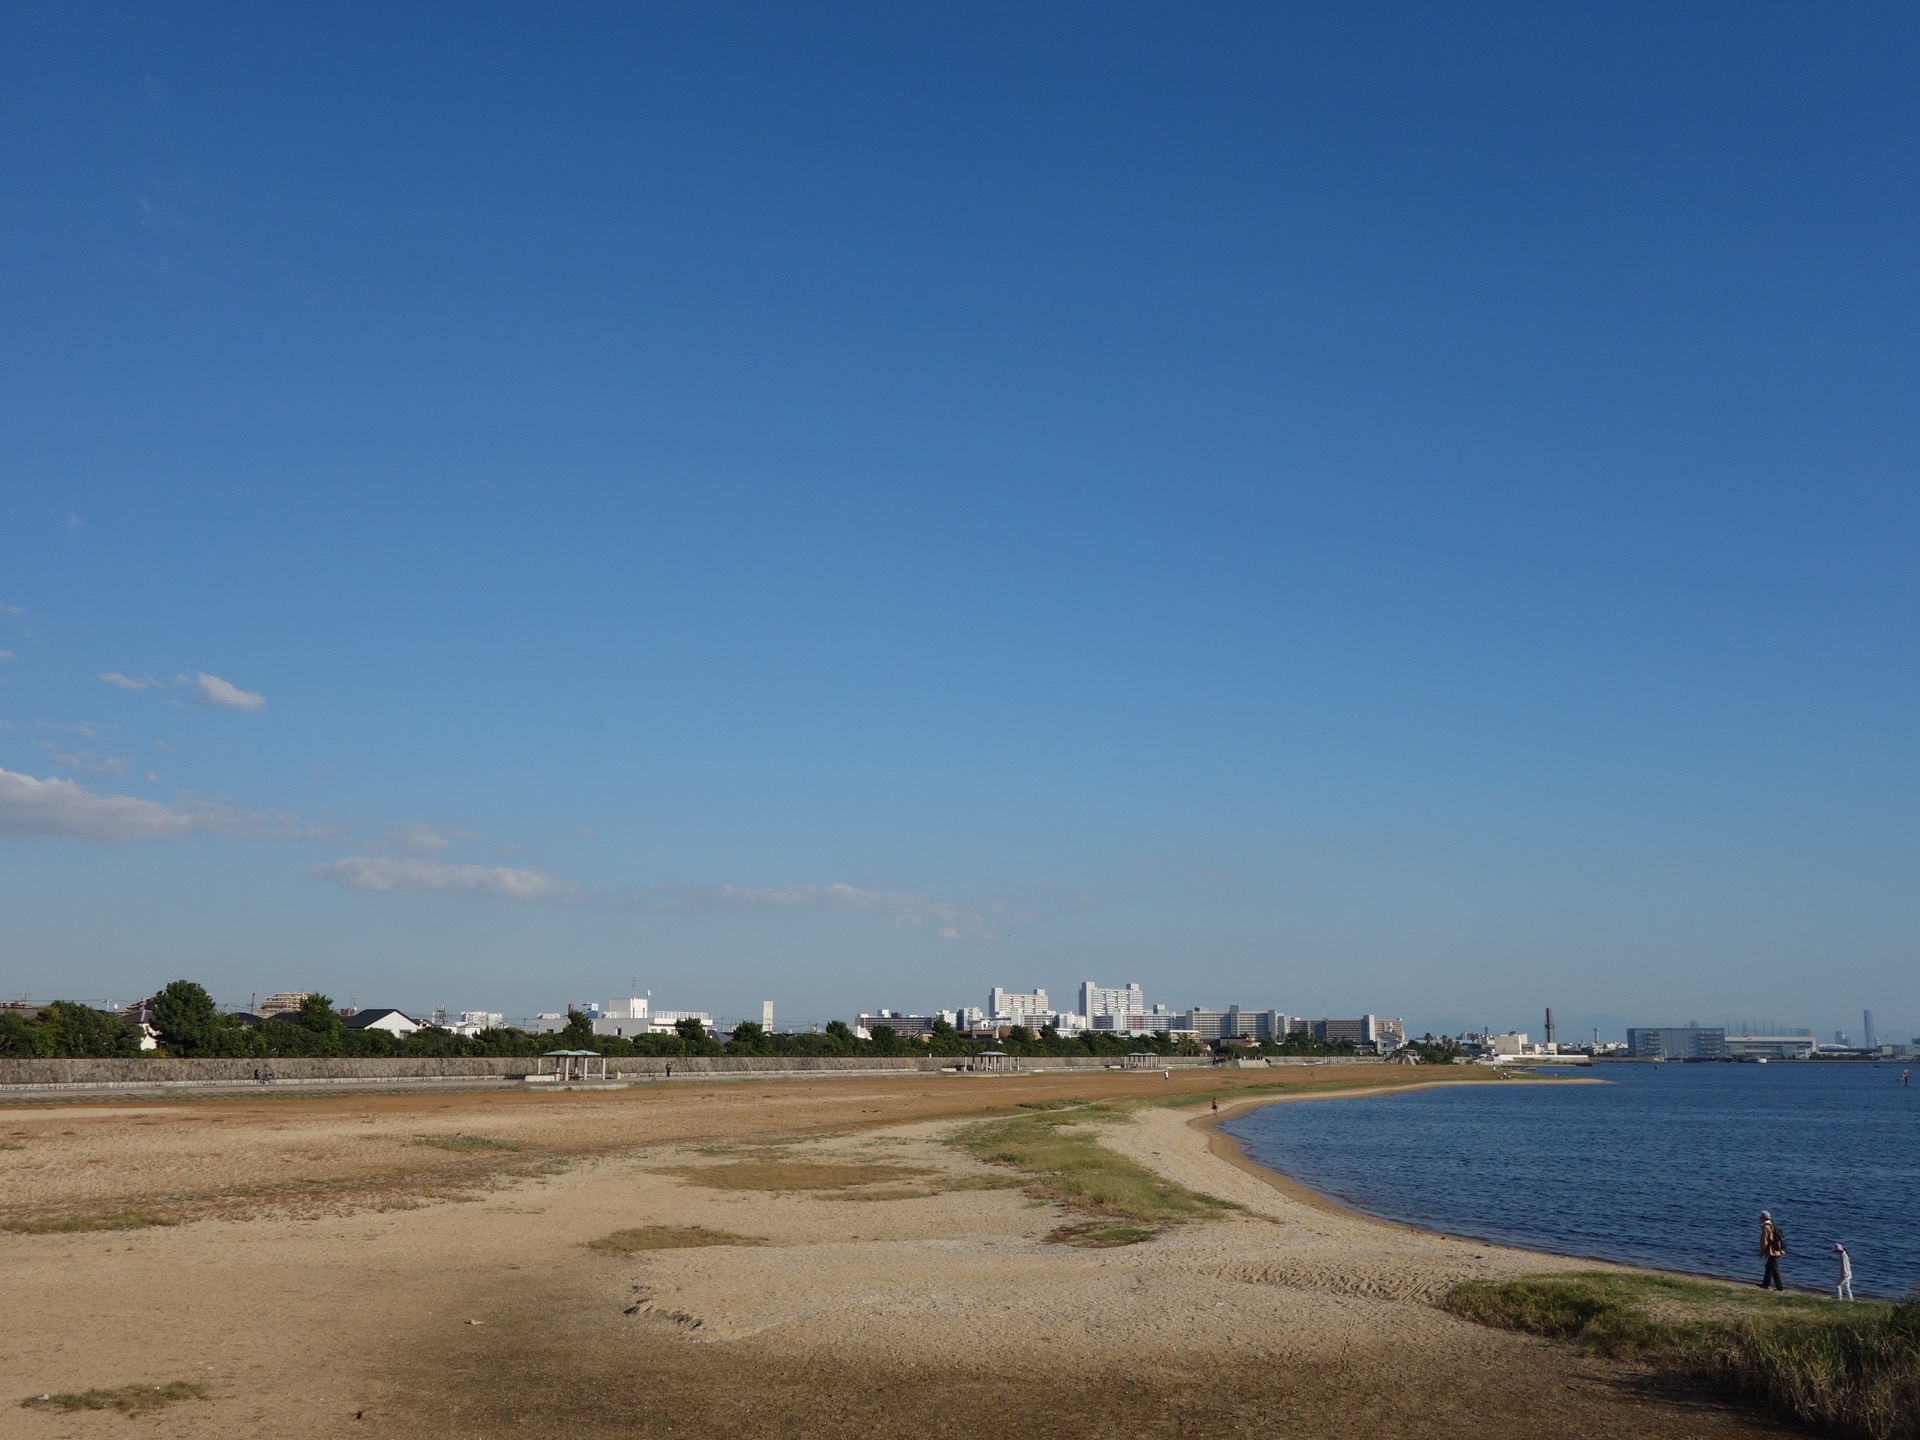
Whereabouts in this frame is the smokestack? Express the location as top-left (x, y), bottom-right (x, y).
top-left (1545, 1007), bottom-right (1555, 1045)
top-left (1864, 1010), bottom-right (1876, 1049)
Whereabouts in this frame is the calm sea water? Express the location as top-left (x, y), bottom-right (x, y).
top-left (1220, 1063), bottom-right (1920, 1299)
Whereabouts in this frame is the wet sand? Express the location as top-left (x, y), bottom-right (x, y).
top-left (0, 1068), bottom-right (1787, 1438)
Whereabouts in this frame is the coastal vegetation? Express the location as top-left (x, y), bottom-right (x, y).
top-left (953, 1100), bottom-right (1237, 1247)
top-left (1443, 1271), bottom-right (1920, 1439)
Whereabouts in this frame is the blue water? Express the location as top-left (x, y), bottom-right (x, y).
top-left (1221, 1064), bottom-right (1920, 1299)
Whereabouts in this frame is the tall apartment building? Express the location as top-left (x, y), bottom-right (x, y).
top-left (1184, 1006), bottom-right (1291, 1041)
top-left (1079, 980), bottom-right (1145, 1019)
top-left (989, 987), bottom-right (1050, 1020)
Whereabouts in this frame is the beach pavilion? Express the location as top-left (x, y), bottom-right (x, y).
top-left (540, 1049), bottom-right (609, 1083)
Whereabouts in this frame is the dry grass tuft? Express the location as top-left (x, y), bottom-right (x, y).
top-left (586, 1225), bottom-right (766, 1253)
top-left (21, 1381), bottom-right (208, 1415)
top-left (660, 1161), bottom-right (933, 1193)
top-left (2, 1208), bottom-right (182, 1235)
top-left (413, 1133), bottom-right (523, 1152)
top-left (1045, 1220), bottom-right (1158, 1248)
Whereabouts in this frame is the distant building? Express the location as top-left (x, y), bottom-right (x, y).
top-left (1183, 1007), bottom-right (1291, 1042)
top-left (1079, 980), bottom-right (1145, 1020)
top-left (1088, 1006), bottom-right (1188, 1037)
top-left (989, 987), bottom-right (1049, 1020)
top-left (1296, 1016), bottom-right (1406, 1052)
top-left (1724, 1028), bottom-right (1815, 1060)
top-left (257, 992), bottom-right (309, 1018)
top-left (1627, 1025), bottom-right (1726, 1060)
top-left (343, 1008), bottom-right (423, 1038)
top-left (858, 1010), bottom-right (938, 1039)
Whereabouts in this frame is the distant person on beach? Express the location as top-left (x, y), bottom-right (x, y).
top-left (1758, 1211), bottom-right (1786, 1290)
top-left (1163, 1069), bottom-right (1170, 1081)
top-left (1832, 1243), bottom-right (1854, 1301)
top-left (1211, 1098), bottom-right (1219, 1114)
top-left (1904, 1068), bottom-right (1910, 1088)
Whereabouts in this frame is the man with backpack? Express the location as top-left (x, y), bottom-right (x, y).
top-left (1758, 1211), bottom-right (1786, 1290)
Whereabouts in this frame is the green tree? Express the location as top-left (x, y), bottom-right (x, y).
top-left (0, 1011), bottom-right (54, 1058)
top-left (150, 980), bottom-right (223, 1056)
top-left (559, 1009), bottom-right (597, 1049)
top-left (295, 993), bottom-right (345, 1050)
top-left (40, 1000), bottom-right (144, 1058)
top-left (823, 1019), bottom-right (856, 1053)
top-left (674, 1016), bottom-right (718, 1055)
top-left (727, 1020), bottom-right (768, 1054)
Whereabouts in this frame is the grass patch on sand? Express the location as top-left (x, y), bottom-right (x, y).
top-left (661, 1161), bottom-right (933, 1193)
top-left (1, 1208), bottom-right (181, 1235)
top-left (1444, 1272), bottom-right (1920, 1440)
top-left (586, 1225), bottom-right (766, 1253)
top-left (21, 1381), bottom-right (208, 1416)
top-left (412, 1133), bottom-right (524, 1152)
top-left (951, 1103), bottom-right (1236, 1246)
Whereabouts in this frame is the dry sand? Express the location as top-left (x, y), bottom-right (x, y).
top-left (0, 1069), bottom-right (1789, 1438)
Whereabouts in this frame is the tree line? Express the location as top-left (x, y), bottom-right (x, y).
top-left (0, 980), bottom-right (1362, 1061)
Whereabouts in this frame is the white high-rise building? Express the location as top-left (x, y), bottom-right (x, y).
top-left (989, 987), bottom-right (1049, 1020)
top-left (1079, 980), bottom-right (1145, 1019)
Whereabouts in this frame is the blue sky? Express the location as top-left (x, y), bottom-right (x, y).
top-left (2, 3), bottom-right (1916, 1040)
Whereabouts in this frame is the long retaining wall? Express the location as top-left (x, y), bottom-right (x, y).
top-left (0, 1052), bottom-right (1235, 1089)
top-left (0, 1051), bottom-right (1373, 1093)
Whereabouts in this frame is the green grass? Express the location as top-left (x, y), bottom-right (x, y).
top-left (1, 1208), bottom-right (182, 1235)
top-left (412, 1133), bottom-right (523, 1152)
top-left (21, 1381), bottom-right (208, 1415)
top-left (1443, 1272), bottom-right (1920, 1439)
top-left (950, 1102), bottom-right (1237, 1246)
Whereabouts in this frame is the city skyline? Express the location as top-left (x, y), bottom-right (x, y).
top-left (3, 5), bottom-right (1917, 1041)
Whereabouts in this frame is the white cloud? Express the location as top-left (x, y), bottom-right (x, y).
top-left (65, 512), bottom-right (84, 532)
top-left (189, 672), bottom-right (265, 711)
top-left (100, 672), bottom-right (153, 690)
top-left (310, 856), bottom-right (577, 902)
top-left (0, 651), bottom-right (13, 661)
top-left (388, 822), bottom-right (481, 857)
top-left (0, 767), bottom-right (308, 843)
top-left (0, 605), bottom-right (23, 616)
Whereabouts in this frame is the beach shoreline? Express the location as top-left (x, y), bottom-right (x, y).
top-left (0, 1067), bottom-right (1788, 1439)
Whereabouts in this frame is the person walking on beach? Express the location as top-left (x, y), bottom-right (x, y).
top-left (1832, 1243), bottom-right (1854, 1301)
top-left (1210, 1098), bottom-right (1219, 1115)
top-left (1758, 1211), bottom-right (1786, 1290)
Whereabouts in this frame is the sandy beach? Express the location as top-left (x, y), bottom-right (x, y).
top-left (0, 1068), bottom-right (1789, 1438)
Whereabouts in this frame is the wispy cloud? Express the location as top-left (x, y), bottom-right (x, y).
top-left (0, 767), bottom-right (311, 843)
top-left (310, 855), bottom-right (578, 902)
top-left (643, 882), bottom-right (1004, 939)
top-left (0, 651), bottom-right (13, 662)
top-left (188, 672), bottom-right (265, 710)
top-left (387, 822), bottom-right (482, 857)
top-left (51, 751), bottom-right (133, 777)
top-left (0, 605), bottom-right (23, 616)
top-left (305, 849), bottom-right (998, 936)
top-left (99, 671), bottom-right (266, 710)
top-left (65, 512), bottom-right (84, 533)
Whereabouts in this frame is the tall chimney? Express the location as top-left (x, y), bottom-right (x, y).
top-left (1545, 1006), bottom-right (1556, 1045)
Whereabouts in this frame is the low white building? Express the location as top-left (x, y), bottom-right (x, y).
top-left (342, 1008), bottom-right (423, 1038)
